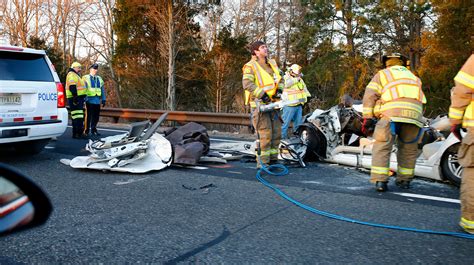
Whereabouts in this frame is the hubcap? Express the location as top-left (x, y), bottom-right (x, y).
top-left (300, 130), bottom-right (309, 143)
top-left (447, 152), bottom-right (463, 180)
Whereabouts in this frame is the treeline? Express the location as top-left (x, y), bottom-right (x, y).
top-left (1, 1), bottom-right (472, 116)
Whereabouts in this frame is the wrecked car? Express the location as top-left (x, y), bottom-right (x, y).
top-left (68, 114), bottom-right (173, 173)
top-left (295, 101), bottom-right (464, 186)
top-left (65, 113), bottom-right (211, 173)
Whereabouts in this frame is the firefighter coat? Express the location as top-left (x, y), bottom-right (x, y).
top-left (449, 54), bottom-right (474, 128)
top-left (242, 58), bottom-right (282, 108)
top-left (363, 65), bottom-right (426, 127)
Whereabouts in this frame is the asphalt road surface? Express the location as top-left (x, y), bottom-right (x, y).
top-left (0, 126), bottom-right (472, 264)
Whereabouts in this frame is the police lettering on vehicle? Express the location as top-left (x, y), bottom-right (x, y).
top-left (38, 93), bottom-right (57, 101)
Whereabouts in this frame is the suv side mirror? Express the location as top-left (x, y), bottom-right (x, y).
top-left (0, 163), bottom-right (52, 236)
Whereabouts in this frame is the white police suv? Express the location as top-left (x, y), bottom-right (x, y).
top-left (0, 46), bottom-right (68, 154)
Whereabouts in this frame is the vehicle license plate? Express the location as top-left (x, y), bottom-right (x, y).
top-left (0, 94), bottom-right (21, 105)
top-left (1, 129), bottom-right (28, 138)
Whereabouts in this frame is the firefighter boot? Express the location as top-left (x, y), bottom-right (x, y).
top-left (395, 180), bottom-right (411, 189)
top-left (375, 181), bottom-right (388, 192)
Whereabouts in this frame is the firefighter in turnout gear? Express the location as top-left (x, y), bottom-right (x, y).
top-left (242, 41), bottom-right (284, 168)
top-left (449, 54), bottom-right (474, 234)
top-left (65, 62), bottom-right (87, 139)
top-left (82, 63), bottom-right (106, 136)
top-left (362, 53), bottom-right (427, 192)
top-left (281, 64), bottom-right (311, 139)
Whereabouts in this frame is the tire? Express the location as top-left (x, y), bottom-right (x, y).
top-left (13, 139), bottom-right (50, 155)
top-left (296, 125), bottom-right (327, 161)
top-left (441, 143), bottom-right (463, 187)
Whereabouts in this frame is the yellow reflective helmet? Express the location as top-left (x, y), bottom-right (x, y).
top-left (71, 62), bottom-right (82, 69)
top-left (381, 53), bottom-right (407, 67)
top-left (290, 64), bottom-right (302, 75)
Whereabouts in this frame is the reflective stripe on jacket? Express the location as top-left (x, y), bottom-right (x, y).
top-left (449, 54), bottom-right (474, 128)
top-left (379, 66), bottom-right (426, 103)
top-left (65, 71), bottom-right (86, 98)
top-left (363, 65), bottom-right (425, 127)
top-left (83, 74), bottom-right (104, 97)
top-left (242, 58), bottom-right (282, 108)
top-left (283, 74), bottom-right (309, 106)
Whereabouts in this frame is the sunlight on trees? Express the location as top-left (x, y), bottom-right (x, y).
top-left (0, 0), bottom-right (471, 114)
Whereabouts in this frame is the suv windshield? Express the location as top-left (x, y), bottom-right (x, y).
top-left (0, 51), bottom-right (54, 82)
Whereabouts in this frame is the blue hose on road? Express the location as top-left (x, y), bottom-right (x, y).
top-left (256, 164), bottom-right (474, 240)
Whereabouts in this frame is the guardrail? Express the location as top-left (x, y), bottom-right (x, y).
top-left (100, 108), bottom-right (251, 126)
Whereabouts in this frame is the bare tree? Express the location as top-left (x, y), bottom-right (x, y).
top-left (0, 0), bottom-right (40, 46)
top-left (76, 0), bottom-right (122, 107)
top-left (198, 4), bottom-right (223, 52)
top-left (147, 1), bottom-right (191, 111)
top-left (166, 1), bottom-right (176, 111)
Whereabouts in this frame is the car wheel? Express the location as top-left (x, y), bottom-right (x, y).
top-left (441, 143), bottom-right (463, 187)
top-left (13, 139), bottom-right (50, 155)
top-left (297, 125), bottom-right (327, 161)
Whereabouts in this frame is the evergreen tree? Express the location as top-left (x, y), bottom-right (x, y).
top-left (419, 1), bottom-right (474, 116)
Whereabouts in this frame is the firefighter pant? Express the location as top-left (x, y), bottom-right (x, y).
top-left (281, 105), bottom-right (303, 139)
top-left (370, 117), bottom-right (420, 183)
top-left (252, 109), bottom-right (281, 167)
top-left (459, 129), bottom-right (474, 231)
top-left (84, 103), bottom-right (101, 134)
top-left (67, 96), bottom-right (86, 138)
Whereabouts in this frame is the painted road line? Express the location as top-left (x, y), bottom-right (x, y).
top-left (114, 177), bottom-right (151, 185)
top-left (300, 180), bottom-right (324, 185)
top-left (393, 192), bottom-right (460, 204)
top-left (299, 180), bottom-right (459, 203)
top-left (226, 171), bottom-right (242, 174)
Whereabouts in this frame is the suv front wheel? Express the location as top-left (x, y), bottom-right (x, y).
top-left (13, 139), bottom-right (50, 155)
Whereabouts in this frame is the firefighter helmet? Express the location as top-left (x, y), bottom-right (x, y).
top-left (290, 64), bottom-right (302, 76)
top-left (71, 62), bottom-right (82, 69)
top-left (381, 53), bottom-right (407, 67)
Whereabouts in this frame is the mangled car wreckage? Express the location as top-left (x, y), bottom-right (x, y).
top-left (294, 101), bottom-right (464, 186)
top-left (65, 101), bottom-right (464, 187)
top-left (67, 113), bottom-right (211, 173)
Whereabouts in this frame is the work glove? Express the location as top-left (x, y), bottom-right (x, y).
top-left (450, 124), bottom-right (463, 141)
top-left (101, 100), bottom-right (106, 107)
top-left (72, 96), bottom-right (78, 106)
top-left (361, 118), bottom-right (376, 136)
top-left (261, 93), bottom-right (271, 104)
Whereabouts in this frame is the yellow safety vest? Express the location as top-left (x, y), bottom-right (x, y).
top-left (83, 74), bottom-right (103, 97)
top-left (364, 66), bottom-right (426, 127)
top-left (283, 76), bottom-right (309, 107)
top-left (449, 62), bottom-right (474, 128)
top-left (65, 71), bottom-right (86, 98)
top-left (243, 59), bottom-right (281, 108)
top-left (379, 66), bottom-right (426, 103)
